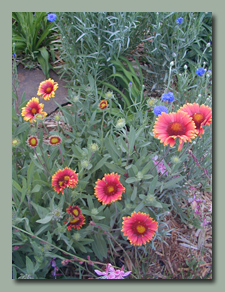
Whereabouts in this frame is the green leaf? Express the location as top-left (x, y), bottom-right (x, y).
top-left (148, 175), bottom-right (158, 194)
top-left (134, 202), bottom-right (145, 213)
top-left (141, 160), bottom-right (155, 175)
top-left (14, 123), bottom-right (30, 136)
top-left (26, 256), bottom-right (34, 274)
top-left (31, 202), bottom-right (49, 219)
top-left (131, 186), bottom-right (137, 201)
top-left (31, 184), bottom-right (41, 193)
top-left (12, 179), bottom-right (22, 193)
top-left (164, 176), bottom-right (184, 189)
top-left (27, 161), bottom-right (35, 186)
top-left (128, 126), bottom-right (136, 155)
top-left (89, 155), bottom-right (109, 174)
top-left (92, 234), bottom-right (108, 261)
top-left (125, 177), bottom-right (139, 184)
top-left (104, 162), bottom-right (126, 175)
top-left (104, 136), bottom-right (120, 162)
top-left (36, 215), bottom-right (53, 224)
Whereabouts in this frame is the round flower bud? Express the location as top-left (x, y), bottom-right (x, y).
top-left (116, 118), bottom-right (126, 129)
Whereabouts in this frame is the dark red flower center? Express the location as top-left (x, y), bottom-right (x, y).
top-left (104, 183), bottom-right (118, 196)
top-left (191, 113), bottom-right (205, 129)
top-left (58, 175), bottom-right (70, 187)
top-left (72, 208), bottom-right (80, 217)
top-left (132, 221), bottom-right (147, 235)
top-left (31, 108), bottom-right (37, 114)
top-left (45, 86), bottom-right (53, 93)
top-left (167, 122), bottom-right (186, 136)
top-left (30, 137), bottom-right (38, 146)
top-left (50, 137), bottom-right (61, 144)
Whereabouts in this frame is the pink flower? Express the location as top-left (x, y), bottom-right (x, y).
top-left (152, 156), bottom-right (168, 175)
top-left (14, 246), bottom-right (20, 251)
top-left (94, 263), bottom-right (132, 279)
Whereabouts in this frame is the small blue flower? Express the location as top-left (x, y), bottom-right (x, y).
top-left (153, 105), bottom-right (168, 116)
top-left (172, 52), bottom-right (177, 57)
top-left (47, 13), bottom-right (57, 22)
top-left (128, 82), bottom-right (132, 87)
top-left (196, 68), bottom-right (206, 76)
top-left (12, 53), bottom-right (16, 58)
top-left (161, 92), bottom-right (175, 102)
top-left (176, 17), bottom-right (183, 25)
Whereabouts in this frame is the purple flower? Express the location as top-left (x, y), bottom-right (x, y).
top-left (94, 263), bottom-right (132, 279)
top-left (128, 82), bottom-right (132, 88)
top-left (161, 92), bottom-right (174, 102)
top-left (176, 17), bottom-right (183, 25)
top-left (196, 68), bottom-right (205, 76)
top-left (153, 105), bottom-right (168, 116)
top-left (47, 13), bottom-right (57, 22)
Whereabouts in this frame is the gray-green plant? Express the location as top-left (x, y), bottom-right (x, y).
top-left (54, 12), bottom-right (148, 87)
top-left (139, 12), bottom-right (212, 91)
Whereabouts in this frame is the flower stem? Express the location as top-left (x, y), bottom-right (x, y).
top-left (58, 145), bottom-right (65, 167)
top-left (100, 111), bottom-right (105, 152)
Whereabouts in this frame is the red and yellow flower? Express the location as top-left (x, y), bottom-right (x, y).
top-left (98, 99), bottom-right (108, 110)
top-left (27, 136), bottom-right (39, 148)
top-left (177, 103), bottom-right (212, 137)
top-left (66, 205), bottom-right (82, 218)
top-left (49, 135), bottom-right (62, 146)
top-left (52, 167), bottom-right (78, 194)
top-left (64, 205), bottom-right (85, 231)
top-left (37, 78), bottom-right (58, 100)
top-left (21, 97), bottom-right (47, 123)
top-left (152, 111), bottom-right (196, 151)
top-left (121, 212), bottom-right (158, 246)
top-left (94, 173), bottom-right (126, 205)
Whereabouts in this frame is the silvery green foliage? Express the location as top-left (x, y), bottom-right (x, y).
top-left (54, 12), bottom-right (148, 86)
top-left (140, 12), bottom-right (212, 90)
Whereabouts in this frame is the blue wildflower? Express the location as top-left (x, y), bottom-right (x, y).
top-left (47, 13), bottom-right (57, 22)
top-left (172, 52), bottom-right (177, 57)
top-left (153, 105), bottom-right (168, 116)
top-left (12, 54), bottom-right (16, 58)
top-left (176, 17), bottom-right (183, 25)
top-left (128, 82), bottom-right (132, 87)
top-left (161, 92), bottom-right (175, 102)
top-left (196, 68), bottom-right (205, 76)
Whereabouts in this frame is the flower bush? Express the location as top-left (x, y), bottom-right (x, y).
top-left (12, 12), bottom-right (212, 280)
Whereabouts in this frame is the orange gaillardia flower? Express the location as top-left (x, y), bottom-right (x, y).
top-left (98, 99), bottom-right (108, 110)
top-left (177, 103), bottom-right (212, 137)
top-left (27, 136), bottom-right (39, 148)
top-left (121, 212), bottom-right (158, 246)
top-left (94, 173), bottom-right (126, 205)
top-left (49, 135), bottom-right (62, 146)
top-left (21, 97), bottom-right (47, 123)
top-left (64, 205), bottom-right (85, 231)
top-left (52, 167), bottom-right (78, 194)
top-left (37, 78), bottom-right (58, 100)
top-left (153, 111), bottom-right (196, 151)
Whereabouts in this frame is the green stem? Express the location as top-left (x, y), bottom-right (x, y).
top-left (100, 111), bottom-right (105, 152)
top-left (58, 145), bottom-right (65, 167)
